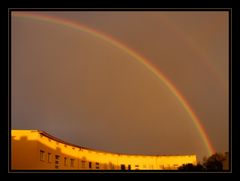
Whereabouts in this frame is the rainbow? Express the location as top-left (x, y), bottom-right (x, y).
top-left (158, 14), bottom-right (228, 93)
top-left (11, 11), bottom-right (216, 156)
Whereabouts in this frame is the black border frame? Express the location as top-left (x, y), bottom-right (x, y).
top-left (7, 7), bottom-right (233, 175)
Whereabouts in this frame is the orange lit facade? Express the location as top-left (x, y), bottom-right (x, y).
top-left (11, 130), bottom-right (197, 170)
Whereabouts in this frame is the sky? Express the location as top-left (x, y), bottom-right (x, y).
top-left (11, 11), bottom-right (229, 161)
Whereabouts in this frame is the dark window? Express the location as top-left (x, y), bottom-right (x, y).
top-left (89, 162), bottom-right (92, 169)
top-left (128, 165), bottom-right (131, 170)
top-left (55, 155), bottom-right (60, 168)
top-left (82, 160), bottom-right (86, 168)
top-left (55, 155), bottom-right (60, 164)
top-left (121, 164), bottom-right (126, 170)
top-left (48, 153), bottom-right (51, 163)
top-left (64, 157), bottom-right (67, 166)
top-left (96, 162), bottom-right (100, 169)
top-left (70, 159), bottom-right (75, 167)
top-left (40, 150), bottom-right (45, 161)
top-left (109, 163), bottom-right (114, 170)
top-left (166, 164), bottom-right (170, 169)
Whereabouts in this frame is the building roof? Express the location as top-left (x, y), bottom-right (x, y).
top-left (19, 129), bottom-right (197, 157)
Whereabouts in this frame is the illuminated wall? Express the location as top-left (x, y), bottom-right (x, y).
top-left (11, 130), bottom-right (197, 170)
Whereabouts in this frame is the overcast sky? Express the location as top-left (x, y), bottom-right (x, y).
top-left (11, 11), bottom-right (229, 160)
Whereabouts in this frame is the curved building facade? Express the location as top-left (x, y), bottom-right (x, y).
top-left (11, 130), bottom-right (197, 170)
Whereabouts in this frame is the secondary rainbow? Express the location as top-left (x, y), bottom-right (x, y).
top-left (12, 12), bottom-right (216, 156)
top-left (158, 14), bottom-right (227, 92)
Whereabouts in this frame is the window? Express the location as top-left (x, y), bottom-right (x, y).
top-left (55, 155), bottom-right (60, 164)
top-left (109, 162), bottom-right (114, 170)
top-left (82, 161), bottom-right (86, 168)
top-left (40, 150), bottom-right (45, 161)
top-left (89, 162), bottom-right (92, 169)
top-left (103, 164), bottom-right (107, 170)
top-left (96, 162), bottom-right (100, 169)
top-left (48, 153), bottom-right (51, 163)
top-left (64, 157), bottom-right (67, 166)
top-left (70, 159), bottom-right (75, 167)
top-left (120, 164), bottom-right (125, 170)
top-left (166, 164), bottom-right (170, 169)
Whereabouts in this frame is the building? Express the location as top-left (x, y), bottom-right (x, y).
top-left (11, 130), bottom-right (197, 170)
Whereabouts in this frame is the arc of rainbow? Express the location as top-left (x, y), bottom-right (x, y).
top-left (12, 12), bottom-right (216, 156)
top-left (159, 14), bottom-right (228, 94)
